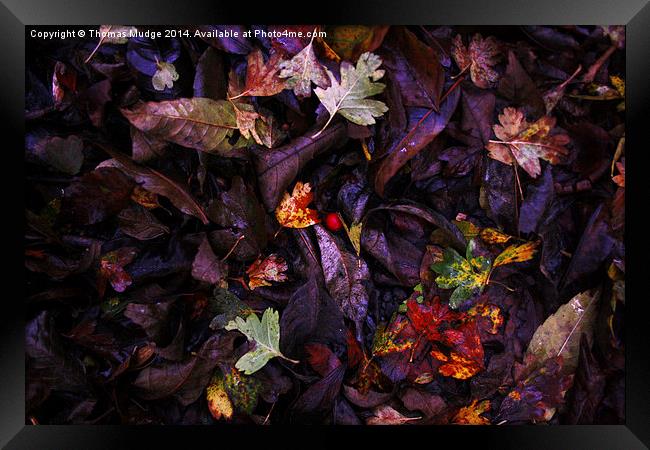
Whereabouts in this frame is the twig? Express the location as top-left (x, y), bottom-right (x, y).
top-left (221, 235), bottom-right (245, 262)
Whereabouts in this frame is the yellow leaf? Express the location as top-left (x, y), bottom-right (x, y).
top-left (342, 219), bottom-right (363, 256)
top-left (479, 227), bottom-right (512, 244)
top-left (206, 375), bottom-right (233, 421)
top-left (493, 241), bottom-right (539, 267)
top-left (274, 181), bottom-right (320, 228)
top-left (453, 399), bottom-right (491, 425)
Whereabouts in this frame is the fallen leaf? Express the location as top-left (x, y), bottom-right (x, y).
top-left (493, 241), bottom-right (539, 267)
top-left (452, 34), bottom-right (500, 89)
top-left (98, 247), bottom-right (138, 297)
top-left (191, 235), bottom-right (227, 285)
top-left (314, 52), bottom-right (388, 136)
top-left (121, 98), bottom-right (245, 154)
top-left (278, 33), bottom-right (330, 98)
top-left (97, 144), bottom-right (209, 224)
top-left (206, 374), bottom-right (233, 421)
top-left (314, 224), bottom-right (370, 340)
top-left (233, 48), bottom-right (287, 98)
top-left (366, 405), bottom-right (421, 425)
top-left (275, 181), bottom-right (320, 228)
top-left (486, 106), bottom-right (570, 178)
top-left (453, 399), bottom-right (491, 424)
top-left (246, 254), bottom-right (289, 290)
top-left (225, 308), bottom-right (298, 375)
top-left (118, 205), bottom-right (169, 240)
top-left (152, 61), bottom-right (179, 91)
top-left (323, 25), bottom-right (390, 61)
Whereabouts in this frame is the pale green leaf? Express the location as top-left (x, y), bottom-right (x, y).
top-left (225, 308), bottom-right (297, 374)
top-left (152, 61), bottom-right (179, 91)
top-left (313, 52), bottom-right (388, 136)
top-left (278, 36), bottom-right (329, 98)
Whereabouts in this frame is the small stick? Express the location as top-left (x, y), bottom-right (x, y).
top-left (221, 235), bottom-right (245, 262)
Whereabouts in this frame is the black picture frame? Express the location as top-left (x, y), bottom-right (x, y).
top-left (4, 0), bottom-right (649, 448)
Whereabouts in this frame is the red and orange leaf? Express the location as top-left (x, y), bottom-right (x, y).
top-left (451, 34), bottom-right (500, 89)
top-left (246, 254), bottom-right (289, 289)
top-left (493, 240), bottom-right (540, 267)
top-left (274, 181), bottom-right (320, 228)
top-left (371, 318), bottom-right (415, 357)
top-left (486, 107), bottom-right (570, 178)
top-left (453, 399), bottom-right (491, 425)
top-left (235, 48), bottom-right (288, 98)
top-left (435, 351), bottom-right (483, 380)
top-left (612, 158), bottom-right (625, 188)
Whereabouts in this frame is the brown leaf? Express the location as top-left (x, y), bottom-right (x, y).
top-left (452, 34), bottom-right (501, 89)
top-left (118, 205), bottom-right (169, 240)
top-left (253, 122), bottom-right (347, 210)
top-left (246, 254), bottom-right (289, 290)
top-left (374, 86), bottom-right (460, 197)
top-left (498, 51), bottom-right (545, 117)
top-left (97, 144), bottom-right (209, 224)
top-left (191, 235), bottom-right (227, 285)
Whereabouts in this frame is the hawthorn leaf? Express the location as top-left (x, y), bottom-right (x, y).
top-left (232, 48), bottom-right (288, 98)
top-left (278, 34), bottom-right (329, 98)
top-left (225, 308), bottom-right (298, 375)
top-left (451, 34), bottom-right (500, 89)
top-left (275, 181), bottom-right (320, 228)
top-left (151, 61), bottom-right (179, 91)
top-left (498, 51), bottom-right (545, 116)
top-left (313, 52), bottom-right (388, 137)
top-left (486, 107), bottom-right (570, 178)
top-left (246, 254), bottom-right (289, 290)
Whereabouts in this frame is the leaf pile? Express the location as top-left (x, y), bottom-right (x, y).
top-left (25, 25), bottom-right (624, 425)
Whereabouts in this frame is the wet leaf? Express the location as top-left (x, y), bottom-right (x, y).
top-left (191, 235), bottom-right (227, 285)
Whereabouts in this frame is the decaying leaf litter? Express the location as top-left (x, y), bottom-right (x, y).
top-left (25, 25), bottom-right (625, 425)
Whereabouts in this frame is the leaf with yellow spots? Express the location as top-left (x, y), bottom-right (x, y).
top-left (430, 239), bottom-right (491, 309)
top-left (433, 350), bottom-right (483, 380)
top-left (453, 399), bottom-right (491, 425)
top-left (223, 368), bottom-right (262, 414)
top-left (371, 318), bottom-right (414, 357)
top-left (493, 241), bottom-right (539, 268)
top-left (274, 181), bottom-right (320, 228)
top-left (246, 254), bottom-right (289, 290)
top-left (468, 303), bottom-right (504, 334)
top-left (341, 219), bottom-right (363, 257)
top-left (206, 374), bottom-right (233, 421)
top-left (479, 227), bottom-right (512, 244)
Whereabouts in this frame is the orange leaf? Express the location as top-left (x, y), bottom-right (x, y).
top-left (274, 181), bottom-right (320, 228)
top-left (246, 254), bottom-right (288, 289)
top-left (453, 399), bottom-right (491, 425)
top-left (479, 227), bottom-right (512, 244)
top-left (206, 375), bottom-right (233, 421)
top-left (131, 186), bottom-right (160, 209)
top-left (493, 240), bottom-right (539, 267)
top-left (236, 48), bottom-right (287, 98)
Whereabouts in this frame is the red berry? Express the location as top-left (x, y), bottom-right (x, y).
top-left (324, 212), bottom-right (343, 232)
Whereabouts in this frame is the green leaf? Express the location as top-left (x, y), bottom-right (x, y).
top-left (225, 308), bottom-right (298, 374)
top-left (430, 239), bottom-right (491, 309)
top-left (313, 52), bottom-right (388, 137)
